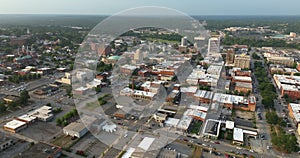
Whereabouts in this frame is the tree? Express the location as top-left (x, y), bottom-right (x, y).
top-left (66, 85), bottom-right (72, 97)
top-left (251, 52), bottom-right (261, 60)
top-left (20, 90), bottom-right (30, 106)
top-left (262, 97), bottom-right (274, 108)
top-left (56, 118), bottom-right (62, 126)
top-left (0, 102), bottom-right (6, 113)
top-left (94, 87), bottom-right (101, 93)
top-left (266, 111), bottom-right (279, 124)
top-left (278, 118), bottom-right (287, 127)
top-left (233, 90), bottom-right (239, 95)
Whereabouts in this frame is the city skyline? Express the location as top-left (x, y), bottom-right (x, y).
top-left (1, 0), bottom-right (300, 15)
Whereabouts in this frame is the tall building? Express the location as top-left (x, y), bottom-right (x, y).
top-left (134, 49), bottom-right (143, 62)
top-left (234, 54), bottom-right (250, 69)
top-left (208, 37), bottom-right (220, 53)
top-left (181, 36), bottom-right (188, 46)
top-left (290, 32), bottom-right (297, 38)
top-left (194, 36), bottom-right (206, 52)
top-left (226, 49), bottom-right (235, 65)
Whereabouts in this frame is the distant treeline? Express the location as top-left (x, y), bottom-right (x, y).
top-left (222, 35), bottom-right (300, 49)
top-left (2, 15), bottom-right (300, 34)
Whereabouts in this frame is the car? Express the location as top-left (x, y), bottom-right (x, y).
top-left (267, 146), bottom-right (270, 150)
top-left (249, 149), bottom-right (254, 152)
top-left (214, 141), bottom-right (220, 144)
top-left (202, 143), bottom-right (208, 146)
top-left (236, 147), bottom-right (242, 150)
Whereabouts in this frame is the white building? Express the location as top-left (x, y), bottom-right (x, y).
top-left (63, 121), bottom-right (88, 138)
top-left (3, 120), bottom-right (27, 133)
top-left (86, 79), bottom-right (101, 89)
top-left (208, 37), bottom-right (220, 53)
top-left (181, 36), bottom-right (188, 46)
top-left (233, 127), bottom-right (244, 145)
top-left (27, 105), bottom-right (54, 122)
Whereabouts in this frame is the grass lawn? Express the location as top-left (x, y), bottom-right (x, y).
top-left (84, 101), bottom-right (99, 111)
top-left (52, 134), bottom-right (78, 149)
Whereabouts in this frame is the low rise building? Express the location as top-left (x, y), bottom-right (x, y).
top-left (180, 86), bottom-right (198, 97)
top-left (0, 135), bottom-right (15, 151)
top-left (86, 79), bottom-right (101, 89)
top-left (3, 119), bottom-right (27, 133)
top-left (16, 114), bottom-right (36, 124)
top-left (273, 75), bottom-right (300, 99)
top-left (28, 105), bottom-right (54, 122)
top-left (34, 85), bottom-right (59, 95)
top-left (153, 113), bottom-right (167, 123)
top-left (193, 90), bottom-right (213, 103)
top-left (233, 127), bottom-right (244, 145)
top-left (74, 86), bottom-right (89, 95)
top-left (234, 82), bottom-right (252, 93)
top-left (288, 103), bottom-right (300, 125)
top-left (212, 93), bottom-right (256, 111)
top-left (120, 64), bottom-right (138, 76)
top-left (232, 76), bottom-right (252, 83)
top-left (56, 72), bottom-right (71, 85)
top-left (177, 115), bottom-right (193, 131)
top-left (184, 109), bottom-right (206, 121)
top-left (267, 56), bottom-right (294, 67)
top-left (63, 121), bottom-right (88, 138)
top-left (132, 90), bottom-right (156, 101)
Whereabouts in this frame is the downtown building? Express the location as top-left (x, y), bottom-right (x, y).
top-left (273, 74), bottom-right (300, 100)
top-left (234, 54), bottom-right (250, 69)
top-left (208, 37), bottom-right (220, 53)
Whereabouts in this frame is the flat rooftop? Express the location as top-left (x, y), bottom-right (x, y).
top-left (289, 103), bottom-right (300, 123)
top-left (4, 119), bottom-right (26, 130)
top-left (233, 127), bottom-right (244, 142)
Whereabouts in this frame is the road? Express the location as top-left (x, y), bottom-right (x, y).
top-left (250, 50), bottom-right (300, 158)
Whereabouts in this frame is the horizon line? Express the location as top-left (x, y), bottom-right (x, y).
top-left (0, 13), bottom-right (300, 16)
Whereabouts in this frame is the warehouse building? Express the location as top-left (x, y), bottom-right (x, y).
top-left (63, 121), bottom-right (88, 138)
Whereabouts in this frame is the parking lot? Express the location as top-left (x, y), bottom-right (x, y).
top-left (20, 122), bottom-right (61, 142)
top-left (71, 132), bottom-right (109, 158)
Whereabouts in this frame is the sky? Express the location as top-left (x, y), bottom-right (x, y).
top-left (1, 0), bottom-right (300, 15)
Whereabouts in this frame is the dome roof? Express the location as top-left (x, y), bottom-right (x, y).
top-left (107, 56), bottom-right (120, 60)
